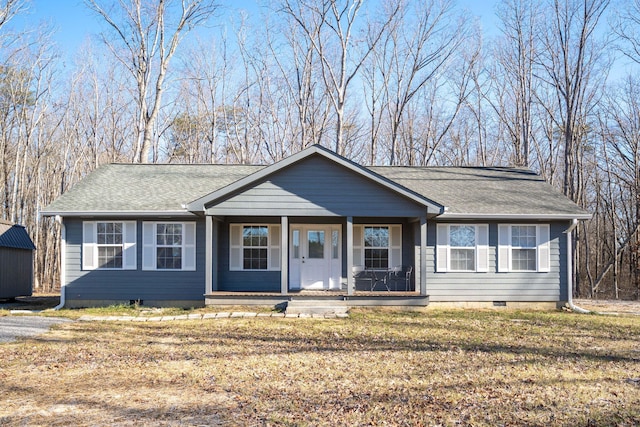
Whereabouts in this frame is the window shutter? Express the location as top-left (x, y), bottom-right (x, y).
top-left (476, 224), bottom-right (489, 272)
top-left (123, 221), bottom-right (137, 270)
top-left (142, 222), bottom-right (156, 270)
top-left (497, 224), bottom-right (511, 272)
top-left (183, 222), bottom-right (196, 271)
top-left (436, 224), bottom-right (448, 272)
top-left (269, 225), bottom-right (281, 270)
top-left (389, 225), bottom-right (402, 267)
top-left (352, 225), bottom-right (363, 266)
top-left (82, 221), bottom-right (97, 270)
top-left (537, 224), bottom-right (550, 272)
top-left (229, 224), bottom-right (242, 270)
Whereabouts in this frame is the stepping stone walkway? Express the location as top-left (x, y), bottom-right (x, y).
top-left (77, 312), bottom-right (349, 322)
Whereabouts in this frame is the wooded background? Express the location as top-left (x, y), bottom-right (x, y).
top-left (1, 0), bottom-right (638, 300)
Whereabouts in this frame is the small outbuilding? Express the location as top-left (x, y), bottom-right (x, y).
top-left (0, 219), bottom-right (36, 299)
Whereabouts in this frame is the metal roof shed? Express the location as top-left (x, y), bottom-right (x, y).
top-left (0, 220), bottom-right (36, 299)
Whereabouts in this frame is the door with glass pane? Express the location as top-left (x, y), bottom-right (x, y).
top-left (290, 225), bottom-right (341, 290)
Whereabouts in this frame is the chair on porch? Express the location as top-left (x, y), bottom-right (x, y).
top-left (352, 265), bottom-right (371, 291)
top-left (388, 265), bottom-right (413, 291)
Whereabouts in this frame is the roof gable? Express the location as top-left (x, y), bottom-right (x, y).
top-left (186, 144), bottom-right (443, 214)
top-left (0, 221), bottom-right (36, 250)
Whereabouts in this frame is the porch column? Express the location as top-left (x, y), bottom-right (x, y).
top-left (205, 215), bottom-right (213, 294)
top-left (420, 214), bottom-right (427, 295)
top-left (281, 216), bottom-right (288, 295)
top-left (346, 216), bottom-right (354, 295)
top-left (212, 217), bottom-right (219, 292)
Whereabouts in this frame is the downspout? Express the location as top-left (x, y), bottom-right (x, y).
top-left (52, 215), bottom-right (66, 310)
top-left (564, 218), bottom-right (590, 314)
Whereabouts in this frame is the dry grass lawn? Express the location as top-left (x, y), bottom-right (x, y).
top-left (1, 309), bottom-right (639, 426)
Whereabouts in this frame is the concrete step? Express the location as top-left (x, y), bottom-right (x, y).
top-left (286, 299), bottom-right (349, 315)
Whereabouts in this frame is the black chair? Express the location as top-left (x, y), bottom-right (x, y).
top-left (389, 265), bottom-right (412, 291)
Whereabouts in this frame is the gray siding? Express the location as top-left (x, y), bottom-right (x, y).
top-left (64, 218), bottom-right (205, 304)
top-left (208, 156), bottom-right (426, 217)
top-left (424, 221), bottom-right (568, 302)
top-left (0, 248), bottom-right (33, 298)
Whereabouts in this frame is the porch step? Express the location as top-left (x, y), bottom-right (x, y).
top-left (285, 299), bottom-right (349, 315)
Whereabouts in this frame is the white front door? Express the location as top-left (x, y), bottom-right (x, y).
top-left (289, 225), bottom-right (341, 290)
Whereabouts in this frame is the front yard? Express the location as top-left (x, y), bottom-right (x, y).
top-left (1, 308), bottom-right (639, 426)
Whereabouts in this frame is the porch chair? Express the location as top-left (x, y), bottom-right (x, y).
top-left (389, 265), bottom-right (413, 291)
top-left (352, 265), bottom-right (371, 291)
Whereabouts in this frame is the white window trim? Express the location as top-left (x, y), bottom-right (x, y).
top-left (82, 221), bottom-right (137, 271)
top-left (436, 224), bottom-right (489, 273)
top-left (229, 224), bottom-right (281, 271)
top-left (142, 222), bottom-right (196, 271)
top-left (352, 224), bottom-right (402, 269)
top-left (498, 224), bottom-right (550, 273)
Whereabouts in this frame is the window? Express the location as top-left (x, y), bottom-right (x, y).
top-left (243, 226), bottom-right (268, 269)
top-left (97, 222), bottom-right (123, 268)
top-left (83, 221), bottom-right (136, 270)
top-left (156, 223), bottom-right (183, 269)
top-left (436, 224), bottom-right (488, 273)
top-left (352, 225), bottom-right (401, 269)
top-left (498, 224), bottom-right (550, 272)
top-left (449, 225), bottom-right (476, 271)
top-left (511, 225), bottom-right (536, 271)
top-left (364, 226), bottom-right (389, 269)
top-left (142, 222), bottom-right (196, 271)
top-left (229, 224), bottom-right (281, 271)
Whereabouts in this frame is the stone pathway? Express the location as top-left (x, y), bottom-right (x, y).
top-left (77, 312), bottom-right (349, 322)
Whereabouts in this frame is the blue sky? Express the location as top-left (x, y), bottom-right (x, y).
top-left (11, 0), bottom-right (501, 59)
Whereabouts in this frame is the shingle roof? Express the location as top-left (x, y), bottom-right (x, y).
top-left (370, 166), bottom-right (588, 217)
top-left (42, 164), bottom-right (264, 214)
top-left (41, 161), bottom-right (589, 219)
top-left (0, 220), bottom-right (36, 250)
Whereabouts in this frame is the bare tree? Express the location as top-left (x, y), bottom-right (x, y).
top-left (490, 0), bottom-right (541, 167)
top-left (280, 0), bottom-right (399, 155)
top-left (85, 0), bottom-right (219, 163)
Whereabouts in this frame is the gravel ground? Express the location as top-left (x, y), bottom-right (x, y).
top-left (0, 316), bottom-right (72, 343)
top-left (574, 298), bottom-right (640, 314)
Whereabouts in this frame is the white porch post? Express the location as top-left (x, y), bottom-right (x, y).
top-left (346, 216), bottom-right (354, 295)
top-left (420, 214), bottom-right (427, 295)
top-left (204, 215), bottom-right (218, 294)
top-left (281, 216), bottom-right (288, 295)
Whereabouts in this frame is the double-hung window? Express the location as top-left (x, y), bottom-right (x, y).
top-left (83, 221), bottom-right (137, 270)
top-left (364, 226), bottom-right (390, 269)
top-left (352, 225), bottom-right (402, 269)
top-left (436, 224), bottom-right (489, 272)
top-left (229, 224), bottom-right (281, 271)
top-left (498, 224), bottom-right (550, 272)
top-left (142, 222), bottom-right (196, 271)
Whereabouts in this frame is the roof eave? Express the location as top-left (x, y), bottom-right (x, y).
top-left (437, 213), bottom-right (592, 220)
top-left (40, 210), bottom-right (196, 218)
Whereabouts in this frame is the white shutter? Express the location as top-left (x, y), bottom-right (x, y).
top-left (537, 224), bottom-right (551, 272)
top-left (498, 224), bottom-right (511, 272)
top-left (183, 222), bottom-right (196, 271)
top-left (353, 225), bottom-right (364, 266)
top-left (269, 224), bottom-right (281, 270)
top-left (229, 224), bottom-right (242, 270)
top-left (476, 224), bottom-right (489, 272)
top-left (123, 221), bottom-right (137, 270)
top-left (436, 224), bottom-right (448, 272)
top-left (82, 221), bottom-right (97, 270)
top-left (142, 222), bottom-right (156, 270)
top-left (389, 225), bottom-right (402, 268)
